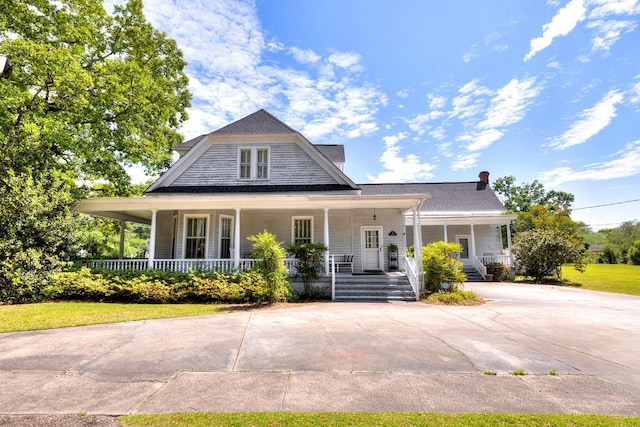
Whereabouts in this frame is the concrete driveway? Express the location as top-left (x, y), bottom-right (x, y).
top-left (0, 282), bottom-right (639, 416)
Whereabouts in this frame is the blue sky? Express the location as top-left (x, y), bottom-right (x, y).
top-left (135, 0), bottom-right (640, 230)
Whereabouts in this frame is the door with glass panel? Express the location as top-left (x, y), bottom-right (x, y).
top-left (362, 226), bottom-right (383, 271)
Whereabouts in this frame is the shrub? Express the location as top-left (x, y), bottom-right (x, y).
top-left (424, 289), bottom-right (483, 305)
top-left (598, 245), bottom-right (619, 264)
top-left (247, 231), bottom-right (295, 302)
top-left (45, 267), bottom-right (293, 304)
top-left (288, 242), bottom-right (327, 296)
top-left (421, 241), bottom-right (466, 293)
top-left (513, 229), bottom-right (585, 282)
top-left (485, 262), bottom-right (508, 281)
top-left (627, 240), bottom-right (640, 265)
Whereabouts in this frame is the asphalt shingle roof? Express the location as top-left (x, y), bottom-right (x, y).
top-left (359, 182), bottom-right (506, 212)
top-left (314, 144), bottom-right (345, 163)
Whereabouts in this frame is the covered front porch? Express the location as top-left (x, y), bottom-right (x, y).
top-left (74, 192), bottom-right (428, 300)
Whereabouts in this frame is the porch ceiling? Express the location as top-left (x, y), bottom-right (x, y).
top-left (409, 212), bottom-right (517, 226)
top-left (75, 193), bottom-right (430, 224)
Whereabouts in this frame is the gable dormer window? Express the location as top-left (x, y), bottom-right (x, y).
top-left (238, 147), bottom-right (269, 180)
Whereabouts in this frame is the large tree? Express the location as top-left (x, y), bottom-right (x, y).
top-left (493, 175), bottom-right (574, 213)
top-left (0, 0), bottom-right (191, 190)
top-left (0, 0), bottom-right (191, 301)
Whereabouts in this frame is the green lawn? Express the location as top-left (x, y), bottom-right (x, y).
top-left (561, 263), bottom-right (640, 296)
top-left (120, 412), bottom-right (640, 427)
top-left (0, 302), bottom-right (228, 333)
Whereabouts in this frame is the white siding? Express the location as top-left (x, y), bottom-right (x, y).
top-left (171, 142), bottom-right (339, 187)
top-left (153, 208), bottom-right (408, 272)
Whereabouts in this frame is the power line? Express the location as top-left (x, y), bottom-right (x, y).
top-left (573, 198), bottom-right (640, 210)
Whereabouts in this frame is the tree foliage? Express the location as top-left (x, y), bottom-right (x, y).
top-left (421, 241), bottom-right (466, 293)
top-left (0, 0), bottom-right (191, 301)
top-left (513, 229), bottom-right (586, 282)
top-left (627, 240), bottom-right (640, 266)
top-left (493, 176), bottom-right (574, 213)
top-left (0, 171), bottom-right (74, 302)
top-left (0, 0), bottom-right (191, 190)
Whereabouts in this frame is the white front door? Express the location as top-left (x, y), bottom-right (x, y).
top-left (362, 226), bottom-right (383, 271)
top-left (456, 234), bottom-right (471, 265)
top-left (219, 215), bottom-right (234, 259)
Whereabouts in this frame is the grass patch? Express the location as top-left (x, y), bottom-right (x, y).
top-left (560, 264), bottom-right (640, 296)
top-left (483, 370), bottom-right (497, 375)
top-left (423, 289), bottom-right (484, 306)
top-left (549, 369), bottom-right (559, 376)
top-left (120, 412), bottom-right (640, 427)
top-left (510, 369), bottom-right (528, 376)
top-left (0, 302), bottom-right (228, 333)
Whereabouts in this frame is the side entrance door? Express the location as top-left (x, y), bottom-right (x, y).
top-left (362, 226), bottom-right (383, 271)
top-left (456, 234), bottom-right (471, 265)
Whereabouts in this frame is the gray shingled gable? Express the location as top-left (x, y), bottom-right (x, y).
top-left (213, 109), bottom-right (297, 135)
top-left (359, 182), bottom-right (506, 212)
top-left (314, 144), bottom-right (345, 163)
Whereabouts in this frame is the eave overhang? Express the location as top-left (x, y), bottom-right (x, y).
top-left (75, 193), bottom-right (431, 224)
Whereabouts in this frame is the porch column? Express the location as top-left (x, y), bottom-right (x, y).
top-left (413, 207), bottom-right (423, 295)
top-left (443, 224), bottom-right (448, 242)
top-left (506, 222), bottom-right (513, 266)
top-left (234, 208), bottom-right (241, 268)
top-left (470, 224), bottom-right (476, 260)
top-left (118, 220), bottom-right (126, 259)
top-left (148, 209), bottom-right (157, 269)
top-left (324, 208), bottom-right (330, 276)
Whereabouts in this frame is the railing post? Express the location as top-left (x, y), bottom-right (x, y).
top-left (331, 255), bottom-right (335, 301)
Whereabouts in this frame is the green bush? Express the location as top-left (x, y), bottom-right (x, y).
top-left (627, 240), bottom-right (640, 265)
top-left (424, 289), bottom-right (483, 305)
top-left (513, 229), bottom-right (585, 281)
top-left (485, 262), bottom-right (508, 281)
top-left (288, 242), bottom-right (327, 296)
top-left (248, 231), bottom-right (295, 302)
top-left (44, 267), bottom-right (295, 304)
top-left (421, 241), bottom-right (466, 293)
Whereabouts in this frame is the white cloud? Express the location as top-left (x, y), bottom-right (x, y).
top-left (428, 94), bottom-right (447, 109)
top-left (629, 79), bottom-right (640, 104)
top-left (408, 111), bottom-right (446, 135)
top-left (141, 0), bottom-right (384, 142)
top-left (540, 140), bottom-right (640, 186)
top-left (466, 129), bottom-right (505, 151)
top-left (396, 88), bottom-right (411, 98)
top-left (478, 77), bottom-right (541, 130)
top-left (524, 0), bottom-right (588, 61)
top-left (462, 44), bottom-right (478, 63)
top-left (587, 19), bottom-right (637, 52)
top-left (588, 0), bottom-right (640, 19)
top-left (548, 89), bottom-right (624, 150)
top-left (449, 79), bottom-right (492, 121)
top-left (367, 132), bottom-right (436, 182)
top-left (289, 47), bottom-right (321, 64)
top-left (451, 153), bottom-right (480, 171)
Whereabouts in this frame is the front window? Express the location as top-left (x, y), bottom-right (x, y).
top-left (238, 147), bottom-right (269, 180)
top-left (185, 216), bottom-right (208, 259)
top-left (239, 149), bottom-right (251, 179)
top-left (292, 216), bottom-right (313, 244)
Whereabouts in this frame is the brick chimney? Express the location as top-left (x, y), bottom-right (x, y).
top-left (479, 171), bottom-right (490, 184)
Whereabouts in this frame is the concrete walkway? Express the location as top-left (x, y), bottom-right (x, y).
top-left (1, 282), bottom-right (639, 417)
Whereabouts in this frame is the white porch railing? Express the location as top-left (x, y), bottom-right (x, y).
top-left (478, 254), bottom-right (511, 266)
top-left (472, 256), bottom-right (487, 279)
top-left (405, 256), bottom-right (420, 300)
top-left (85, 258), bottom-right (299, 276)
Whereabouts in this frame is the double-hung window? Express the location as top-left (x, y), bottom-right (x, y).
top-left (184, 215), bottom-right (208, 259)
top-left (292, 216), bottom-right (313, 244)
top-left (238, 147), bottom-right (269, 180)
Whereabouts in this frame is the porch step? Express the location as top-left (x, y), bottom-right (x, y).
top-left (463, 267), bottom-right (484, 282)
top-left (334, 276), bottom-right (416, 302)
